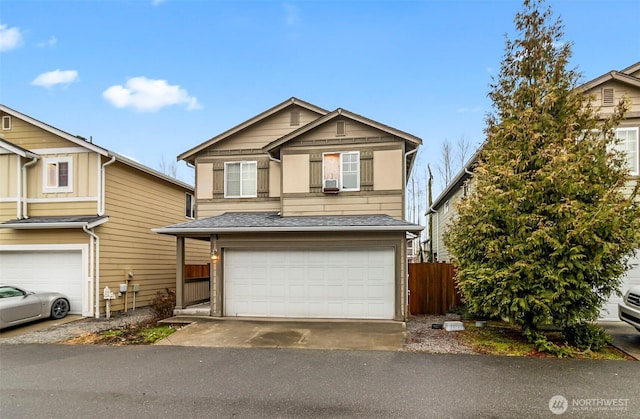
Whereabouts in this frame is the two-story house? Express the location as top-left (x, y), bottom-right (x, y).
top-left (154, 98), bottom-right (423, 321)
top-left (0, 105), bottom-right (209, 318)
top-left (428, 62), bottom-right (640, 320)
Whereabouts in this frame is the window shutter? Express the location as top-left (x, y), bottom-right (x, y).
top-left (257, 159), bottom-right (269, 197)
top-left (212, 161), bottom-right (225, 198)
top-left (602, 88), bottom-right (614, 105)
top-left (360, 150), bottom-right (373, 190)
top-left (309, 154), bottom-right (323, 192)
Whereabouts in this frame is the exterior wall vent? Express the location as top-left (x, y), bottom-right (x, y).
top-left (2, 115), bottom-right (11, 130)
top-left (290, 109), bottom-right (300, 126)
top-left (602, 88), bottom-right (614, 106)
top-left (336, 120), bottom-right (346, 136)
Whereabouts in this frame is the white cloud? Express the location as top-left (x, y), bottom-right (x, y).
top-left (37, 36), bottom-right (57, 47)
top-left (31, 69), bottom-right (79, 87)
top-left (0, 24), bottom-right (23, 52)
top-left (283, 3), bottom-right (301, 27)
top-left (151, 0), bottom-right (165, 6)
top-left (103, 77), bottom-right (201, 112)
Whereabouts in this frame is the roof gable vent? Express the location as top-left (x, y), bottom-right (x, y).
top-left (602, 87), bottom-right (614, 105)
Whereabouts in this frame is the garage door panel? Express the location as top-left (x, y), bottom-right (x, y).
top-left (224, 248), bottom-right (395, 319)
top-left (0, 250), bottom-right (84, 315)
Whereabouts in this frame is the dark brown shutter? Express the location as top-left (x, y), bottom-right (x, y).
top-left (212, 161), bottom-right (225, 198)
top-left (309, 153), bottom-right (323, 192)
top-left (360, 150), bottom-right (373, 190)
top-left (257, 159), bottom-right (269, 197)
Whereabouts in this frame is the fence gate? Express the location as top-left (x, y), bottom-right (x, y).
top-left (408, 263), bottom-right (462, 315)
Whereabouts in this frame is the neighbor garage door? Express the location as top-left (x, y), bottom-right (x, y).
top-left (0, 250), bottom-right (84, 315)
top-left (224, 248), bottom-right (395, 319)
top-left (600, 253), bottom-right (640, 320)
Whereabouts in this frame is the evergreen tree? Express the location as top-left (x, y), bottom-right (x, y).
top-left (444, 0), bottom-right (640, 345)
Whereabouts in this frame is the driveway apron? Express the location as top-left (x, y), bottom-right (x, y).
top-left (156, 319), bottom-right (406, 351)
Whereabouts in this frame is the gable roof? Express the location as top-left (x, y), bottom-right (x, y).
top-left (263, 107), bottom-right (423, 153)
top-left (578, 67), bottom-right (640, 92)
top-left (0, 104), bottom-right (194, 191)
top-left (177, 97), bottom-right (329, 164)
top-left (621, 61), bottom-right (640, 76)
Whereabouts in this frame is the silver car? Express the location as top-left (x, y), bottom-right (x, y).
top-left (0, 285), bottom-right (70, 330)
top-left (618, 285), bottom-right (640, 332)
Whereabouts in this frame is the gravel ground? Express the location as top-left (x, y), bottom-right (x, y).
top-left (0, 308), bottom-right (155, 345)
top-left (0, 310), bottom-right (475, 354)
top-left (404, 315), bottom-right (476, 354)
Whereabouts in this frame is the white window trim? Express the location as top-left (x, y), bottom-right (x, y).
top-left (224, 161), bottom-right (257, 198)
top-left (444, 200), bottom-right (450, 213)
top-left (42, 157), bottom-right (73, 193)
top-left (615, 127), bottom-right (639, 176)
top-left (2, 115), bottom-right (11, 130)
top-left (322, 151), bottom-right (360, 192)
top-left (185, 192), bottom-right (195, 219)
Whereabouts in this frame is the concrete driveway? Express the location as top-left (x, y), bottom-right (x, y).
top-left (156, 318), bottom-right (406, 351)
top-left (599, 321), bottom-right (640, 360)
top-left (0, 315), bottom-right (82, 340)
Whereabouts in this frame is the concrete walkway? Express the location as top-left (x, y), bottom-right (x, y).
top-left (599, 321), bottom-right (640, 360)
top-left (156, 318), bottom-right (406, 351)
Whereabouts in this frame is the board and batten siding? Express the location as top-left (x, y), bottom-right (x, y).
top-left (209, 106), bottom-right (322, 152)
top-left (0, 154), bottom-right (20, 199)
top-left (0, 111), bottom-right (72, 149)
top-left (99, 161), bottom-right (209, 312)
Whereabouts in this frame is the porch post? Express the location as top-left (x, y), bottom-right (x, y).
top-left (176, 236), bottom-right (185, 309)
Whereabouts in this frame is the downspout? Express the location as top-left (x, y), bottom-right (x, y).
top-left (99, 156), bottom-right (116, 216)
top-left (16, 155), bottom-right (21, 219)
top-left (21, 156), bottom-right (38, 219)
top-left (83, 225), bottom-right (100, 318)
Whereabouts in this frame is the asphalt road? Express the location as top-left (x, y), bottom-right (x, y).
top-left (1, 345), bottom-right (638, 418)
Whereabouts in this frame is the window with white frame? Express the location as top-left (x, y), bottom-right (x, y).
top-left (224, 161), bottom-right (257, 198)
top-left (185, 193), bottom-right (195, 218)
top-left (615, 128), bottom-right (639, 176)
top-left (42, 157), bottom-right (72, 193)
top-left (323, 151), bottom-right (360, 191)
top-left (444, 200), bottom-right (450, 213)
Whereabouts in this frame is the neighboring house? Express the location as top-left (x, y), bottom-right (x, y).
top-left (154, 97), bottom-right (423, 321)
top-left (0, 104), bottom-right (209, 318)
top-left (428, 62), bottom-right (640, 320)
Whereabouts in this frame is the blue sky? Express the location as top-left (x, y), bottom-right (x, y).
top-left (1, 0), bottom-right (639, 195)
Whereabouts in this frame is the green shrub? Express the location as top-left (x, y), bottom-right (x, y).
top-left (150, 288), bottom-right (176, 321)
top-left (563, 322), bottom-right (612, 352)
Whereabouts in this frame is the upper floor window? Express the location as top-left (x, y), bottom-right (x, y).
top-left (444, 200), bottom-right (450, 213)
top-left (615, 127), bottom-right (639, 176)
top-left (42, 157), bottom-right (72, 193)
top-left (323, 151), bottom-right (359, 192)
top-left (224, 161), bottom-right (257, 198)
top-left (185, 193), bottom-right (195, 219)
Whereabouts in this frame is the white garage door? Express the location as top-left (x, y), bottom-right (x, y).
top-left (599, 253), bottom-right (640, 320)
top-left (0, 250), bottom-right (84, 315)
top-left (224, 248), bottom-right (395, 319)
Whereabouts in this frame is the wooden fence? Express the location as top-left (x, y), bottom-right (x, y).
top-left (184, 264), bottom-right (210, 306)
top-left (408, 263), bottom-right (462, 315)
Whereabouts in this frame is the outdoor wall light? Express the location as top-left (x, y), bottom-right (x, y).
top-left (211, 249), bottom-right (219, 262)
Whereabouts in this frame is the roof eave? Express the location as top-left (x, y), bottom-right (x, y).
top-left (0, 216), bottom-right (109, 230)
top-left (153, 224), bottom-right (424, 236)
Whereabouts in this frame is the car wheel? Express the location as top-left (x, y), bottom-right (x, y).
top-left (51, 299), bottom-right (70, 319)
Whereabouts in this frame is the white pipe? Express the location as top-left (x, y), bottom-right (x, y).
top-left (21, 156), bottom-right (38, 218)
top-left (16, 155), bottom-right (21, 219)
top-left (99, 156), bottom-right (116, 216)
top-left (83, 225), bottom-right (100, 318)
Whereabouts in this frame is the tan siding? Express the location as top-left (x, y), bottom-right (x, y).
top-left (0, 228), bottom-right (89, 245)
top-left (282, 193), bottom-right (403, 218)
top-left (282, 154), bottom-right (309, 193)
top-left (585, 81), bottom-right (640, 114)
top-left (23, 151), bottom-right (99, 200)
top-left (98, 162), bottom-right (210, 312)
top-left (293, 119), bottom-right (392, 142)
top-left (196, 163), bottom-right (214, 199)
top-left (373, 149), bottom-right (403, 190)
top-left (0, 112), bottom-right (77, 149)
top-left (26, 201), bottom-right (97, 217)
top-left (213, 106), bottom-right (320, 151)
top-left (197, 199), bottom-right (280, 218)
top-left (0, 202), bottom-right (17, 221)
top-left (0, 154), bottom-right (19, 198)
top-left (269, 160), bottom-right (281, 197)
